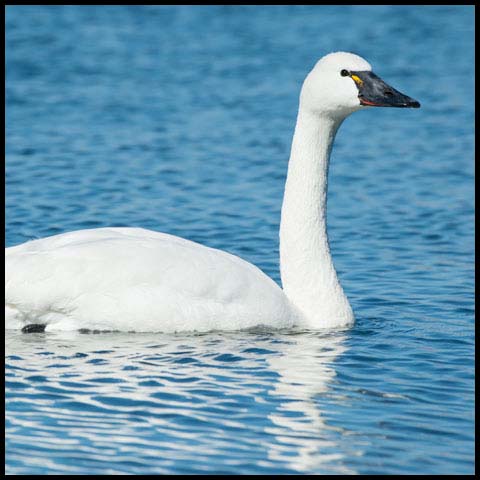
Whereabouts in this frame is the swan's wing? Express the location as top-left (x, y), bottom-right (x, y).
top-left (5, 228), bottom-right (296, 332)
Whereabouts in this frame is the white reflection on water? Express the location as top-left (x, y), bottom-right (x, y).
top-left (6, 329), bottom-right (355, 475)
top-left (266, 332), bottom-right (356, 474)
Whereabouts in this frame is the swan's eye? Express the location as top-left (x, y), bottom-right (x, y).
top-left (340, 69), bottom-right (350, 77)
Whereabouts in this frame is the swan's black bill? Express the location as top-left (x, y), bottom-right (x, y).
top-left (350, 71), bottom-right (420, 108)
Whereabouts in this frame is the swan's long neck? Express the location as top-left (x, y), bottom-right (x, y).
top-left (280, 108), bottom-right (354, 328)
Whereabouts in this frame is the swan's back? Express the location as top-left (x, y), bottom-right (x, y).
top-left (5, 228), bottom-right (297, 332)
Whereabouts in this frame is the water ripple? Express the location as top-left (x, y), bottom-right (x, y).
top-left (5, 4), bottom-right (474, 475)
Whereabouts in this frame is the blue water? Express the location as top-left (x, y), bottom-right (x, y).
top-left (5, 5), bottom-right (474, 475)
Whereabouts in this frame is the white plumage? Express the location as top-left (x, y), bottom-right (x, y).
top-left (6, 227), bottom-right (298, 332)
top-left (5, 52), bottom-right (419, 332)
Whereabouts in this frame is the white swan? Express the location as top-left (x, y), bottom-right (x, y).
top-left (5, 52), bottom-right (420, 333)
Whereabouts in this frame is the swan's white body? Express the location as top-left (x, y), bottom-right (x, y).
top-left (5, 227), bottom-right (299, 332)
top-left (5, 52), bottom-right (417, 332)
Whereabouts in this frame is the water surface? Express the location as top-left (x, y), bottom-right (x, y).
top-left (5, 5), bottom-right (475, 475)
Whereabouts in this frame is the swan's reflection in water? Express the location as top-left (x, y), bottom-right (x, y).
top-left (6, 329), bottom-right (354, 475)
top-left (265, 331), bottom-right (354, 474)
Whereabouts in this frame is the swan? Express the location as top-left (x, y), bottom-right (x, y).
top-left (5, 52), bottom-right (420, 333)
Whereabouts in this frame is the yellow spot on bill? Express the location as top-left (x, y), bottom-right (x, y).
top-left (351, 75), bottom-right (363, 85)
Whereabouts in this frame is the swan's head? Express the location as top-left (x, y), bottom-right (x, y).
top-left (300, 52), bottom-right (420, 118)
